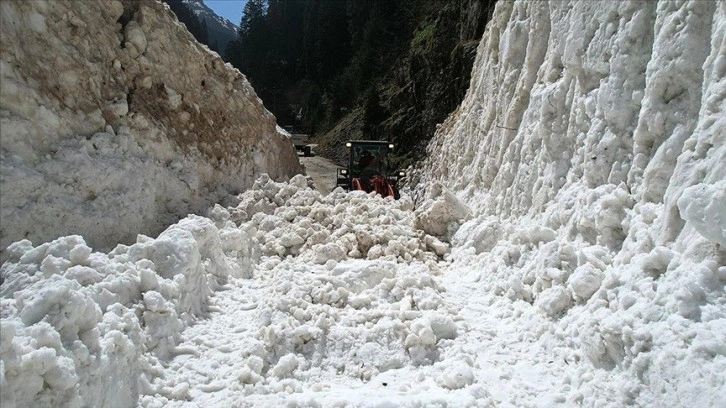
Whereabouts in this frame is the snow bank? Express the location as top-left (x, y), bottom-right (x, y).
top-left (412, 0), bottom-right (726, 406)
top-left (0, 0), bottom-right (301, 260)
top-left (0, 214), bottom-right (240, 407)
top-left (1, 175), bottom-right (458, 407)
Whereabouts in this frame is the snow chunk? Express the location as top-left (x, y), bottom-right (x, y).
top-left (271, 354), bottom-right (299, 378)
top-left (414, 183), bottom-right (471, 239)
top-left (568, 264), bottom-right (603, 301)
top-left (124, 21), bottom-right (147, 58)
top-left (312, 243), bottom-right (346, 264)
top-left (452, 216), bottom-right (501, 254)
top-left (535, 286), bottom-right (571, 317)
top-left (677, 181), bottom-right (726, 246)
top-left (428, 313), bottom-right (458, 341)
top-left (331, 260), bottom-right (396, 293)
top-left (436, 364), bottom-right (475, 390)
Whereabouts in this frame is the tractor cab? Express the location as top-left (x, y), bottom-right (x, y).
top-left (336, 140), bottom-right (405, 198)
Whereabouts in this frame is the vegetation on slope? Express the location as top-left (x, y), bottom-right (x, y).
top-left (224, 0), bottom-right (497, 168)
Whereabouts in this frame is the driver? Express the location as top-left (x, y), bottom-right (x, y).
top-left (359, 151), bottom-right (381, 179)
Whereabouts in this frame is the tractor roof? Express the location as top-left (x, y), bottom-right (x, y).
top-left (347, 140), bottom-right (391, 145)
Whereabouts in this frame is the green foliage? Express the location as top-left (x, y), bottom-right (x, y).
top-left (239, 0), bottom-right (267, 38)
top-left (223, 0), bottom-right (420, 134)
top-left (411, 22), bottom-right (436, 53)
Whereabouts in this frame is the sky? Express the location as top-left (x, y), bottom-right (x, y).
top-left (205, 0), bottom-right (246, 26)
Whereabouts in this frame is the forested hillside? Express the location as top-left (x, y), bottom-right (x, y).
top-left (225, 0), bottom-right (497, 168)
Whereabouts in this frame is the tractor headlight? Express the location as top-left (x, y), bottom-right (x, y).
top-left (345, 142), bottom-right (352, 148)
top-left (388, 143), bottom-right (394, 150)
top-left (338, 168), bottom-right (348, 175)
top-left (398, 170), bottom-right (406, 177)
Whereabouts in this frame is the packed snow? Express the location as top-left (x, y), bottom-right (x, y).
top-left (1, 0), bottom-right (725, 407)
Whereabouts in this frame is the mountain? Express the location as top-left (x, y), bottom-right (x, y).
top-left (182, 0), bottom-right (239, 57)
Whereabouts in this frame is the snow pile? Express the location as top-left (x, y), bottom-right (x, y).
top-left (0, 0), bottom-right (301, 260)
top-left (412, 0), bottom-right (726, 406)
top-left (140, 177), bottom-right (491, 406)
top-left (1, 175), bottom-right (466, 407)
top-left (0, 213), bottom-right (243, 407)
top-left (227, 174), bottom-right (447, 264)
top-left (678, 181), bottom-right (726, 247)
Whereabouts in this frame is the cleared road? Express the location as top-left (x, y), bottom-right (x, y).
top-left (300, 155), bottom-right (341, 194)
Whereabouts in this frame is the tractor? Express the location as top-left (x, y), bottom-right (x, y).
top-left (336, 140), bottom-right (405, 199)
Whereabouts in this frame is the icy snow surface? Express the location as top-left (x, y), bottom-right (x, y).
top-left (1, 0), bottom-right (726, 407)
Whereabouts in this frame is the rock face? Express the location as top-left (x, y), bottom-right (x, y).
top-left (0, 0), bottom-right (302, 259)
top-left (315, 0), bottom-right (496, 168)
top-left (385, 0), bottom-right (496, 164)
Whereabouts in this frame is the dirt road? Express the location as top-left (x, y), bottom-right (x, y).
top-left (300, 155), bottom-right (341, 194)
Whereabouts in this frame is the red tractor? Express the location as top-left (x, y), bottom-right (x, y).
top-left (336, 140), bottom-right (405, 199)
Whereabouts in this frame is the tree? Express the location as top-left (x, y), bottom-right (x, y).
top-left (227, 0), bottom-right (268, 80)
top-left (239, 0), bottom-right (267, 38)
top-left (221, 0), bottom-right (489, 159)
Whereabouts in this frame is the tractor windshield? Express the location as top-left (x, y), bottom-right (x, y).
top-left (350, 143), bottom-right (388, 178)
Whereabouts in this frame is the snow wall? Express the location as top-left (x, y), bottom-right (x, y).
top-left (0, 0), bottom-right (302, 260)
top-left (410, 0), bottom-right (725, 405)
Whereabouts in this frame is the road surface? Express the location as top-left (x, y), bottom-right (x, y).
top-left (300, 155), bottom-right (340, 194)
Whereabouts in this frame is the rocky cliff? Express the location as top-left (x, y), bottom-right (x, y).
top-left (315, 0), bottom-right (497, 168)
top-left (0, 0), bottom-right (301, 259)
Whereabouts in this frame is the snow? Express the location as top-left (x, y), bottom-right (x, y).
top-left (1, 0), bottom-right (725, 407)
top-left (411, 0), bottom-right (726, 406)
top-left (0, 0), bottom-right (301, 261)
top-left (1, 176), bottom-right (464, 407)
top-left (678, 181), bottom-right (726, 247)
